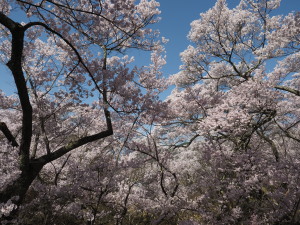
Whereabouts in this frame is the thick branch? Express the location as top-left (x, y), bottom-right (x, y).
top-left (35, 126), bottom-right (113, 165)
top-left (0, 12), bottom-right (18, 31)
top-left (0, 122), bottom-right (19, 147)
top-left (0, 12), bottom-right (33, 169)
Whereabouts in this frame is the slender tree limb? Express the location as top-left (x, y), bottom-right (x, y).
top-left (257, 130), bottom-right (279, 162)
top-left (274, 119), bottom-right (300, 143)
top-left (133, 142), bottom-right (179, 198)
top-left (173, 134), bottom-right (199, 149)
top-left (275, 86), bottom-right (300, 96)
top-left (54, 153), bottom-right (71, 185)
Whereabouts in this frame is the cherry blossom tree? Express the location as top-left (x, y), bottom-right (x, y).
top-left (0, 0), bottom-right (166, 222)
top-left (164, 0), bottom-right (300, 224)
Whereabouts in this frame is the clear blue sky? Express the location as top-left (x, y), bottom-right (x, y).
top-left (1, 0), bottom-right (300, 96)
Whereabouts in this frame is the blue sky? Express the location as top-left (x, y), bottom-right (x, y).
top-left (1, 0), bottom-right (300, 96)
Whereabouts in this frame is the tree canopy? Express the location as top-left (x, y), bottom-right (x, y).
top-left (0, 0), bottom-right (300, 224)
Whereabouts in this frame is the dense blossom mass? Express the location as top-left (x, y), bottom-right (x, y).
top-left (0, 0), bottom-right (299, 224)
